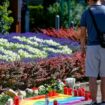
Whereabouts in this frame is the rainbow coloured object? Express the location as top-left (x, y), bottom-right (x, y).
top-left (20, 93), bottom-right (85, 105)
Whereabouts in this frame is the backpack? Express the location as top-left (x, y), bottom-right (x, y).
top-left (89, 8), bottom-right (105, 48)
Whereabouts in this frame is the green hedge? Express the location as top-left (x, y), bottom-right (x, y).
top-left (29, 5), bottom-right (56, 31)
top-left (29, 1), bottom-right (86, 31)
top-left (0, 0), bottom-right (14, 34)
top-left (29, 5), bottom-right (46, 31)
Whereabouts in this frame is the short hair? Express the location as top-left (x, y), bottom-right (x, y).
top-left (86, 0), bottom-right (98, 2)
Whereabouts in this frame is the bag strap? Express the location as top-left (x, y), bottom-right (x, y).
top-left (88, 8), bottom-right (101, 34)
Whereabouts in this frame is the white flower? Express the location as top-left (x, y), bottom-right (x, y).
top-left (38, 85), bottom-right (46, 91)
top-left (18, 90), bottom-right (26, 97)
top-left (26, 88), bottom-right (34, 94)
top-left (33, 90), bottom-right (39, 95)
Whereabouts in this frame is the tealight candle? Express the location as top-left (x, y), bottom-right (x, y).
top-left (64, 87), bottom-right (68, 94)
top-left (85, 92), bottom-right (91, 100)
top-left (53, 100), bottom-right (58, 105)
top-left (14, 96), bottom-right (19, 105)
top-left (68, 88), bottom-right (72, 95)
top-left (74, 89), bottom-right (78, 96)
top-left (81, 87), bottom-right (85, 92)
top-left (52, 90), bottom-right (56, 96)
top-left (78, 88), bottom-right (84, 96)
top-left (48, 91), bottom-right (53, 96)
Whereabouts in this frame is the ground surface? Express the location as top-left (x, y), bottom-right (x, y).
top-left (75, 80), bottom-right (101, 105)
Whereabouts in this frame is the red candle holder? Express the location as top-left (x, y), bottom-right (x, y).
top-left (64, 87), bottom-right (68, 94)
top-left (48, 91), bottom-right (53, 97)
top-left (85, 92), bottom-right (91, 100)
top-left (81, 87), bottom-right (85, 92)
top-left (78, 88), bottom-right (84, 96)
top-left (68, 88), bottom-right (72, 95)
top-left (81, 91), bottom-right (85, 96)
top-left (14, 96), bottom-right (19, 105)
top-left (74, 89), bottom-right (78, 96)
top-left (52, 90), bottom-right (56, 96)
top-left (53, 100), bottom-right (58, 105)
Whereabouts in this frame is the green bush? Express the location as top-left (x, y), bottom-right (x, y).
top-left (0, 95), bottom-right (10, 105)
top-left (29, 0), bottom-right (86, 30)
top-left (29, 3), bottom-right (63, 29)
top-left (48, 0), bottom-right (86, 28)
top-left (29, 5), bottom-right (45, 31)
top-left (70, 0), bottom-right (86, 26)
top-left (45, 2), bottom-right (60, 28)
top-left (0, 0), bottom-right (14, 34)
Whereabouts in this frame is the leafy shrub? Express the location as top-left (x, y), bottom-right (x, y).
top-left (70, 0), bottom-right (86, 26)
top-left (0, 52), bottom-right (86, 90)
top-left (47, 0), bottom-right (86, 28)
top-left (29, 5), bottom-right (45, 31)
top-left (29, 0), bottom-right (43, 5)
top-left (29, 1), bottom-right (86, 30)
top-left (0, 94), bottom-right (10, 105)
top-left (0, 0), bottom-right (14, 34)
top-left (47, 2), bottom-right (68, 28)
top-left (40, 28), bottom-right (81, 41)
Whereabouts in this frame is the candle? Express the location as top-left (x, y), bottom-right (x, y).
top-left (85, 92), bottom-right (91, 100)
top-left (81, 91), bottom-right (85, 96)
top-left (14, 96), bottom-right (19, 105)
top-left (64, 87), bottom-right (68, 94)
top-left (68, 88), bottom-right (72, 95)
top-left (80, 88), bottom-right (85, 96)
top-left (52, 90), bottom-right (56, 96)
top-left (78, 88), bottom-right (84, 96)
top-left (77, 89), bottom-right (81, 96)
top-left (48, 91), bottom-right (53, 96)
top-left (81, 87), bottom-right (85, 92)
top-left (74, 89), bottom-right (78, 96)
top-left (53, 100), bottom-right (58, 105)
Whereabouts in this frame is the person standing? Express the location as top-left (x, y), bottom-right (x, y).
top-left (80, 0), bottom-right (105, 105)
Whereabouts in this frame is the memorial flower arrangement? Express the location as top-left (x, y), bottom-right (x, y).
top-left (0, 79), bottom-right (65, 105)
top-left (0, 31), bottom-right (86, 105)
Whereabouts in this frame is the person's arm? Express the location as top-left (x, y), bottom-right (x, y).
top-left (80, 26), bottom-right (87, 56)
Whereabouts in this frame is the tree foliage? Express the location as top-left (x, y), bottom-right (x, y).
top-left (47, 0), bottom-right (86, 28)
top-left (0, 0), bottom-right (14, 34)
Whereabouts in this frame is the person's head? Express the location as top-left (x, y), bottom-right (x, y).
top-left (86, 0), bottom-right (101, 5)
